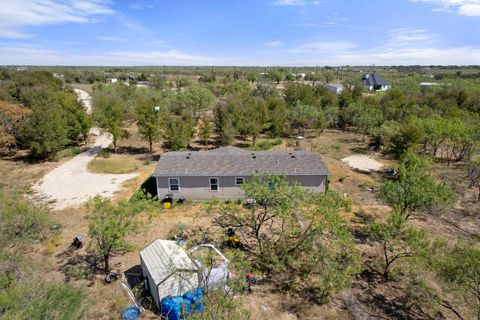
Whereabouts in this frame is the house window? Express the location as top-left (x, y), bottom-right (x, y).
top-left (209, 177), bottom-right (219, 192)
top-left (235, 177), bottom-right (244, 185)
top-left (168, 178), bottom-right (180, 192)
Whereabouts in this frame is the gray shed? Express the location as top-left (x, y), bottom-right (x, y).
top-left (140, 240), bottom-right (199, 308)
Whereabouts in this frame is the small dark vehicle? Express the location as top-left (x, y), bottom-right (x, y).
top-left (224, 228), bottom-right (243, 249)
top-left (71, 235), bottom-right (84, 249)
top-left (105, 271), bottom-right (122, 284)
top-left (177, 196), bottom-right (186, 204)
top-left (161, 193), bottom-right (174, 204)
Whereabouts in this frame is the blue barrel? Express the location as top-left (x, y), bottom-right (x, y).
top-left (121, 306), bottom-right (141, 320)
top-left (161, 297), bottom-right (181, 320)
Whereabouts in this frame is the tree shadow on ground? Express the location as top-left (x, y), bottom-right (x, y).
top-left (355, 267), bottom-right (432, 320)
top-left (349, 146), bottom-right (370, 154)
top-left (57, 248), bottom-right (99, 282)
top-left (114, 146), bottom-right (150, 155)
top-left (234, 142), bottom-right (250, 148)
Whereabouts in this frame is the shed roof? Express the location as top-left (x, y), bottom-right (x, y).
top-left (140, 239), bottom-right (198, 285)
top-left (362, 73), bottom-right (390, 86)
top-left (153, 147), bottom-right (329, 177)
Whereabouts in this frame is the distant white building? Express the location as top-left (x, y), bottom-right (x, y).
top-left (325, 83), bottom-right (343, 94)
top-left (292, 73), bottom-right (306, 78)
top-left (420, 82), bottom-right (439, 88)
top-left (109, 78), bottom-right (118, 83)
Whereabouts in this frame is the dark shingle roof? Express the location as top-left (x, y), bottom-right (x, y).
top-left (362, 73), bottom-right (390, 86)
top-left (153, 147), bottom-right (329, 177)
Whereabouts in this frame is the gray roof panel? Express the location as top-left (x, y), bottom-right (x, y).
top-left (153, 148), bottom-right (329, 177)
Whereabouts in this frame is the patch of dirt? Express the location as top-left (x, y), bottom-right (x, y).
top-left (342, 155), bottom-right (384, 173)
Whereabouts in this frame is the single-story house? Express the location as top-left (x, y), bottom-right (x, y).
top-left (362, 73), bottom-right (391, 91)
top-left (325, 83), bottom-right (344, 95)
top-left (153, 146), bottom-right (329, 200)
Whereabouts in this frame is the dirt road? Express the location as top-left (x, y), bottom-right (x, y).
top-left (33, 89), bottom-right (138, 210)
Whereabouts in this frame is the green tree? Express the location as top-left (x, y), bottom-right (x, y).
top-left (175, 86), bottom-right (215, 122)
top-left (379, 151), bottom-right (455, 220)
top-left (370, 212), bottom-right (429, 279)
top-left (436, 242), bottom-right (480, 320)
top-left (214, 104), bottom-right (236, 146)
top-left (466, 158), bottom-right (480, 202)
top-left (226, 93), bottom-right (268, 146)
top-left (208, 175), bottom-right (359, 302)
top-left (386, 122), bottom-right (423, 159)
top-left (265, 98), bottom-right (288, 137)
top-left (289, 100), bottom-right (319, 135)
top-left (199, 116), bottom-right (213, 149)
top-left (20, 98), bottom-right (69, 158)
top-left (283, 83), bottom-right (319, 108)
top-left (163, 113), bottom-right (195, 151)
top-left (87, 196), bottom-right (146, 272)
top-left (246, 72), bottom-right (258, 84)
top-left (0, 101), bottom-right (31, 152)
top-left (92, 85), bottom-right (128, 152)
top-left (251, 83), bottom-right (279, 99)
top-left (133, 88), bottom-right (162, 152)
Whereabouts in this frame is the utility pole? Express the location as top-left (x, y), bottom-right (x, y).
top-left (154, 106), bottom-right (161, 146)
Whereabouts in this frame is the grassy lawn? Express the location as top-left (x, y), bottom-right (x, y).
top-left (88, 156), bottom-right (142, 174)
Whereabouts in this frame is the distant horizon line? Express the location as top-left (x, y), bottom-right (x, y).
top-left (2, 64), bottom-right (480, 68)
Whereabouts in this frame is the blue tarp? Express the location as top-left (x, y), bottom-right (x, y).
top-left (121, 306), bottom-right (141, 320)
top-left (160, 288), bottom-right (204, 320)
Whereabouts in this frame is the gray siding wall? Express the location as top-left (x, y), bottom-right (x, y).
top-left (156, 175), bottom-right (327, 201)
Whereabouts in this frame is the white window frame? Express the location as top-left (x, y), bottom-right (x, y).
top-left (168, 177), bottom-right (180, 192)
top-left (235, 177), bottom-right (245, 186)
top-left (209, 177), bottom-right (220, 192)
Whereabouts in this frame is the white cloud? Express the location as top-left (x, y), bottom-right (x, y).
top-left (265, 41), bottom-right (284, 47)
top-left (0, 44), bottom-right (253, 66)
top-left (98, 36), bottom-right (123, 42)
top-left (0, 0), bottom-right (114, 38)
top-left (387, 28), bottom-right (436, 48)
top-left (412, 0), bottom-right (480, 16)
top-left (337, 46), bottom-right (480, 66)
top-left (285, 40), bottom-right (357, 54)
top-left (458, 3), bottom-right (480, 15)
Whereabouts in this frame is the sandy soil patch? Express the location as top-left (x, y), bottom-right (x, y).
top-left (73, 88), bottom-right (92, 113)
top-left (342, 155), bottom-right (384, 173)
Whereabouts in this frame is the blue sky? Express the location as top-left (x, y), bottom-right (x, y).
top-left (0, 0), bottom-right (479, 65)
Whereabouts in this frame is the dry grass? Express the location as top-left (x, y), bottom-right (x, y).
top-left (88, 156), bottom-right (142, 174)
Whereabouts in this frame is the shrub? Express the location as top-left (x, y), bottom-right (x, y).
top-left (0, 191), bottom-right (51, 244)
top-left (97, 148), bottom-right (110, 158)
top-left (0, 282), bottom-right (87, 320)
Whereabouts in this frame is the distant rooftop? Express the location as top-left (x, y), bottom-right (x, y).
top-left (153, 146), bottom-right (329, 177)
top-left (362, 73), bottom-right (390, 86)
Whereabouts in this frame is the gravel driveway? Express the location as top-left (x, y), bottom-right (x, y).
top-left (33, 89), bottom-right (138, 210)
